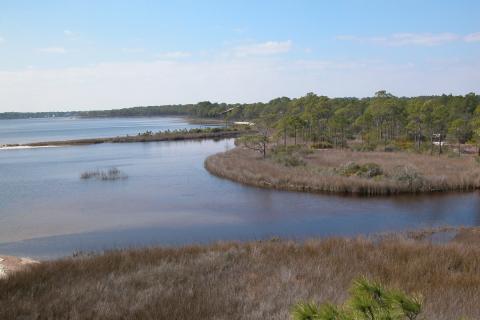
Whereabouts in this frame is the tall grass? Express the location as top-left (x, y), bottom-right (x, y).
top-left (205, 147), bottom-right (480, 195)
top-left (0, 228), bottom-right (479, 319)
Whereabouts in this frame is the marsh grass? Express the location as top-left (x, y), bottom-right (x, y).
top-left (205, 147), bottom-right (480, 195)
top-left (4, 127), bottom-right (248, 148)
top-left (0, 228), bottom-right (479, 319)
top-left (80, 167), bottom-right (127, 181)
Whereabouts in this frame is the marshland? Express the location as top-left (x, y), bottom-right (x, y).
top-left (2, 93), bottom-right (480, 319)
top-left (1, 227), bottom-right (480, 320)
top-left (205, 145), bottom-right (480, 196)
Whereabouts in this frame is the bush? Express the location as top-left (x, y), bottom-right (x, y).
top-left (272, 152), bottom-right (305, 167)
top-left (394, 139), bottom-right (415, 151)
top-left (391, 165), bottom-right (424, 190)
top-left (272, 145), bottom-right (302, 154)
top-left (292, 277), bottom-right (423, 320)
top-left (337, 162), bottom-right (383, 178)
top-left (338, 162), bottom-right (361, 177)
top-left (357, 163), bottom-right (383, 178)
top-left (384, 145), bottom-right (399, 152)
top-left (311, 141), bottom-right (333, 149)
top-left (351, 143), bottom-right (377, 152)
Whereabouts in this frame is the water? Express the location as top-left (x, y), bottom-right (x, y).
top-left (0, 118), bottom-right (479, 259)
top-left (0, 117), bottom-right (215, 145)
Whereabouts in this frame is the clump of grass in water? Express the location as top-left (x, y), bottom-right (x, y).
top-left (80, 167), bottom-right (128, 181)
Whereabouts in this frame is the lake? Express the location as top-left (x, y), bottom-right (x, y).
top-left (0, 117), bottom-right (479, 259)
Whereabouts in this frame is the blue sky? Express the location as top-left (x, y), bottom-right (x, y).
top-left (1, 0), bottom-right (479, 111)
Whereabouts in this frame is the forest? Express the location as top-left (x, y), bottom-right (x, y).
top-left (2, 91), bottom-right (480, 153)
top-left (200, 91), bottom-right (480, 154)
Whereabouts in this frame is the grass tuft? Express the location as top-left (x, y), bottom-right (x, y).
top-left (80, 167), bottom-right (127, 181)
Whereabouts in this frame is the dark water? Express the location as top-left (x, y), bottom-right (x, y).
top-left (0, 119), bottom-right (479, 259)
top-left (0, 117), bottom-right (215, 145)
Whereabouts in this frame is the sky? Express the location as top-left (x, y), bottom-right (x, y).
top-left (0, 0), bottom-right (479, 112)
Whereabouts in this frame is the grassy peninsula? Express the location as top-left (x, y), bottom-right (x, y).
top-left (1, 227), bottom-right (479, 320)
top-left (2, 127), bottom-right (247, 148)
top-left (205, 145), bottom-right (480, 196)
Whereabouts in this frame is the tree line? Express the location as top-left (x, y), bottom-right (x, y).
top-left (229, 91), bottom-right (480, 155)
top-left (2, 91), bottom-right (479, 154)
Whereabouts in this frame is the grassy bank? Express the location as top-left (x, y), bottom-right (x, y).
top-left (205, 146), bottom-right (480, 195)
top-left (3, 127), bottom-right (247, 148)
top-left (1, 228), bottom-right (479, 319)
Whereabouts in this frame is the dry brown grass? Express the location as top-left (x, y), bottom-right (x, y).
top-left (1, 229), bottom-right (479, 319)
top-left (4, 128), bottom-right (247, 148)
top-left (205, 147), bottom-right (480, 195)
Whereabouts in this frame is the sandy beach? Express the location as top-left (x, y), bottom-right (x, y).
top-left (0, 255), bottom-right (38, 278)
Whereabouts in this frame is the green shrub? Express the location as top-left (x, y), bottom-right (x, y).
top-left (338, 162), bottom-right (361, 177)
top-left (311, 141), bottom-right (333, 149)
top-left (351, 143), bottom-right (377, 152)
top-left (357, 163), bottom-right (383, 178)
top-left (292, 277), bottom-right (423, 320)
top-left (272, 152), bottom-right (305, 167)
top-left (337, 162), bottom-right (383, 179)
top-left (272, 145), bottom-right (303, 154)
top-left (391, 165), bottom-right (424, 190)
top-left (384, 145), bottom-right (399, 152)
top-left (394, 139), bottom-right (414, 151)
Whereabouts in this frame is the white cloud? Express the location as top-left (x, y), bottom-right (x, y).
top-left (232, 40), bottom-right (292, 57)
top-left (38, 47), bottom-right (67, 54)
top-left (63, 30), bottom-right (74, 37)
top-left (156, 51), bottom-right (191, 59)
top-left (233, 27), bottom-right (248, 34)
top-left (336, 32), bottom-right (475, 46)
top-left (121, 47), bottom-right (145, 53)
top-left (0, 57), bottom-right (478, 112)
top-left (464, 32), bottom-right (480, 42)
top-left (0, 37), bottom-right (4, 44)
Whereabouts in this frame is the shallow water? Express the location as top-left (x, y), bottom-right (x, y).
top-left (0, 119), bottom-right (479, 259)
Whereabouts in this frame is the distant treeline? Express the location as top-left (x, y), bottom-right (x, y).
top-left (2, 93), bottom-right (480, 152)
top-left (0, 111), bottom-right (76, 119)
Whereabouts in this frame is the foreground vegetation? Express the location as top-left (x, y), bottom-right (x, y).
top-left (1, 228), bottom-right (479, 319)
top-left (292, 277), bottom-right (422, 320)
top-left (206, 145), bottom-right (480, 195)
top-left (3, 127), bottom-right (247, 148)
